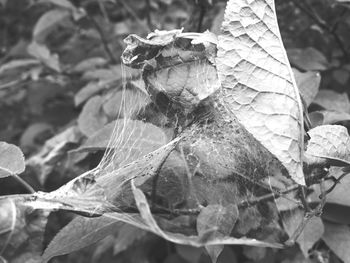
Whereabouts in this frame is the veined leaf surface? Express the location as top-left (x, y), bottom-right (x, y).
top-left (216, 0), bottom-right (305, 184)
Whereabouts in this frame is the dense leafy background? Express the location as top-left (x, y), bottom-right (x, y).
top-left (0, 0), bottom-right (350, 262)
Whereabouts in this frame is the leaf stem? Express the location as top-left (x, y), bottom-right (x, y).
top-left (13, 174), bottom-right (35, 194)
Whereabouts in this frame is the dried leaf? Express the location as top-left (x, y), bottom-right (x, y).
top-left (146, 60), bottom-right (220, 111)
top-left (42, 216), bottom-right (122, 262)
top-left (305, 125), bottom-right (350, 166)
top-left (322, 222), bottom-right (350, 263)
top-left (313, 90), bottom-right (350, 113)
top-left (77, 95), bottom-right (108, 137)
top-left (0, 142), bottom-right (25, 178)
top-left (216, 0), bottom-right (305, 184)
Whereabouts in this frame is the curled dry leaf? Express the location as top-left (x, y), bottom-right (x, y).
top-left (305, 125), bottom-right (350, 167)
top-left (216, 0), bottom-right (305, 185)
top-left (122, 29), bottom-right (219, 114)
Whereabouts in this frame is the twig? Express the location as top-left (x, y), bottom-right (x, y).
top-left (88, 15), bottom-right (117, 64)
top-left (145, 0), bottom-right (153, 31)
top-left (291, 0), bottom-right (349, 59)
top-left (285, 180), bottom-right (327, 246)
top-left (0, 79), bottom-right (25, 90)
top-left (196, 3), bottom-right (207, 32)
top-left (117, 0), bottom-right (150, 32)
top-left (97, 0), bottom-right (110, 24)
top-left (238, 184), bottom-right (300, 208)
top-left (13, 174), bottom-right (35, 194)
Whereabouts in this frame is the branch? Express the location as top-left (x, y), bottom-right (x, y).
top-left (117, 0), bottom-right (150, 32)
top-left (88, 15), bottom-right (117, 64)
top-left (291, 0), bottom-right (349, 60)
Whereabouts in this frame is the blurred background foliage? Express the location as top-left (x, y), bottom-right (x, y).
top-left (0, 0), bottom-right (350, 262)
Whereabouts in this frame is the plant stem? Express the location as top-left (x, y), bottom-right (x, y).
top-left (88, 15), bottom-right (117, 64)
top-left (13, 174), bottom-right (35, 193)
top-left (291, 0), bottom-right (349, 59)
top-left (118, 0), bottom-right (151, 32)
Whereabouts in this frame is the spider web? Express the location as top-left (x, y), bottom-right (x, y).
top-left (85, 30), bottom-right (304, 247)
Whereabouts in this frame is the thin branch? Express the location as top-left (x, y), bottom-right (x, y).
top-left (291, 0), bottom-right (349, 59)
top-left (196, 3), bottom-right (207, 32)
top-left (13, 174), bottom-right (35, 194)
top-left (145, 0), bottom-right (153, 31)
top-left (88, 15), bottom-right (117, 64)
top-left (97, 0), bottom-right (110, 24)
top-left (118, 0), bottom-right (151, 32)
top-left (238, 184), bottom-right (301, 208)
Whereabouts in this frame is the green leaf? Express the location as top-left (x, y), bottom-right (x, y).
top-left (113, 224), bottom-right (147, 255)
top-left (33, 9), bottom-right (71, 43)
top-left (0, 142), bottom-right (25, 178)
top-left (82, 66), bottom-right (122, 81)
top-left (74, 119), bottom-right (167, 165)
top-left (305, 125), bottom-right (350, 166)
top-left (197, 204), bottom-right (238, 239)
top-left (309, 110), bottom-right (350, 127)
top-left (0, 59), bottom-right (40, 74)
top-left (74, 81), bottom-right (106, 107)
top-left (288, 47), bottom-right (329, 71)
top-left (197, 204), bottom-right (238, 263)
top-left (77, 95), bottom-right (108, 137)
top-left (72, 57), bottom-right (108, 73)
top-left (102, 88), bottom-right (149, 119)
top-left (313, 90), bottom-right (350, 113)
top-left (283, 209), bottom-right (324, 257)
top-left (293, 69), bottom-right (321, 107)
top-left (42, 216), bottom-right (122, 262)
top-left (175, 245), bottom-right (203, 263)
top-left (27, 42), bottom-right (60, 72)
top-left (322, 222), bottom-right (350, 263)
top-left (40, 0), bottom-right (77, 11)
top-left (216, 0), bottom-right (305, 185)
